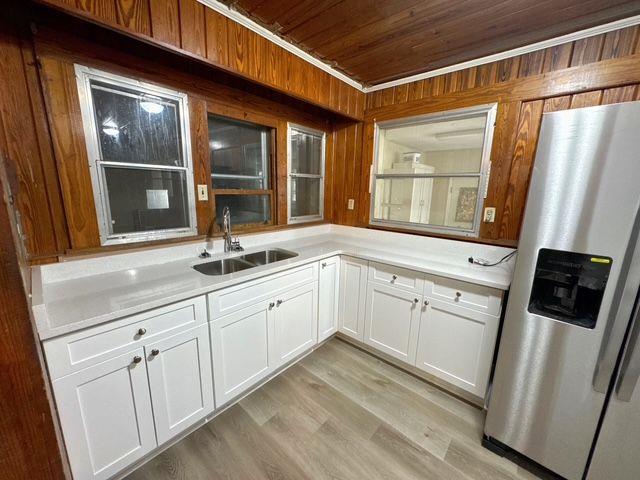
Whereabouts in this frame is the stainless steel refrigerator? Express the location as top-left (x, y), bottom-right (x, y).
top-left (484, 100), bottom-right (640, 480)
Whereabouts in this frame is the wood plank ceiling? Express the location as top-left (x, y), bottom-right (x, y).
top-left (220, 0), bottom-right (640, 86)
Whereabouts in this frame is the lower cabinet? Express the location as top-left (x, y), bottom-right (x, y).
top-left (53, 349), bottom-right (157, 480)
top-left (338, 256), bottom-right (368, 341)
top-left (209, 279), bottom-right (319, 406)
top-left (318, 256), bottom-right (340, 342)
top-left (414, 298), bottom-right (500, 397)
top-left (145, 325), bottom-right (214, 444)
top-left (364, 282), bottom-right (421, 364)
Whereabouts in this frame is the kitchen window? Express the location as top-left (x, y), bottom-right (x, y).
top-left (208, 114), bottom-right (275, 229)
top-left (75, 65), bottom-right (196, 245)
top-left (287, 124), bottom-right (325, 223)
top-left (370, 104), bottom-right (497, 237)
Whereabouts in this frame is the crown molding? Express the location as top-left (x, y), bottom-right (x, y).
top-left (196, 1), bottom-right (640, 96)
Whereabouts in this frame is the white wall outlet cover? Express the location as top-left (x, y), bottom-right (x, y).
top-left (483, 207), bottom-right (496, 222)
top-left (347, 199), bottom-right (355, 210)
top-left (197, 184), bottom-right (208, 201)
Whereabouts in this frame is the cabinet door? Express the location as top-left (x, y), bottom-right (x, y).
top-left (52, 349), bottom-right (156, 480)
top-left (145, 325), bottom-right (214, 445)
top-left (415, 298), bottom-right (500, 398)
top-left (338, 256), bottom-right (368, 341)
top-left (210, 300), bottom-right (274, 406)
top-left (318, 256), bottom-right (340, 342)
top-left (364, 283), bottom-right (421, 364)
top-left (273, 282), bottom-right (319, 367)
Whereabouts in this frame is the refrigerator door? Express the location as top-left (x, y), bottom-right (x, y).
top-left (587, 297), bottom-right (640, 480)
top-left (484, 101), bottom-right (640, 480)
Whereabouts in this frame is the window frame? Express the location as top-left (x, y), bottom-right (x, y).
top-left (370, 103), bottom-right (497, 238)
top-left (207, 110), bottom-right (277, 232)
top-left (287, 123), bottom-right (326, 224)
top-left (75, 64), bottom-right (197, 246)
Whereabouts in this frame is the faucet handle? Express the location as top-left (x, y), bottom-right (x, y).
top-left (199, 248), bottom-right (211, 258)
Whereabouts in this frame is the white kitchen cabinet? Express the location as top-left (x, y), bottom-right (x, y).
top-left (338, 256), bottom-right (368, 341)
top-left (318, 256), bottom-right (340, 342)
top-left (414, 297), bottom-right (500, 397)
top-left (52, 349), bottom-right (156, 480)
top-left (145, 324), bottom-right (214, 445)
top-left (364, 282), bottom-right (421, 364)
top-left (273, 282), bottom-right (318, 366)
top-left (210, 300), bottom-right (275, 406)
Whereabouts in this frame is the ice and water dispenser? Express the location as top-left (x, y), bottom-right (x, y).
top-left (527, 248), bottom-right (612, 329)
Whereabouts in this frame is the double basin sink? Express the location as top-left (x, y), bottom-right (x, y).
top-left (193, 249), bottom-right (298, 276)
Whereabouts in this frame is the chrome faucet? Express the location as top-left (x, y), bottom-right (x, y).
top-left (222, 206), bottom-right (243, 252)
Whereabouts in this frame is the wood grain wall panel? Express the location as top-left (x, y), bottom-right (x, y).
top-left (601, 26), bottom-right (639, 60)
top-left (570, 34), bottom-right (605, 66)
top-left (570, 90), bottom-right (603, 108)
top-left (518, 50), bottom-right (545, 78)
top-left (179, 0), bottom-right (206, 57)
top-left (189, 97), bottom-right (213, 236)
top-left (332, 122), bottom-right (362, 226)
top-left (76, 0), bottom-right (117, 23)
top-left (496, 57), bottom-right (520, 82)
top-left (543, 95), bottom-right (572, 112)
top-left (149, 0), bottom-right (180, 47)
top-left (542, 43), bottom-right (573, 73)
top-left (601, 85), bottom-right (638, 104)
top-left (0, 172), bottom-right (65, 480)
top-left (0, 28), bottom-right (66, 261)
top-left (478, 101), bottom-right (521, 241)
top-left (275, 119), bottom-right (288, 225)
top-left (204, 7), bottom-right (229, 66)
top-left (38, 57), bottom-right (101, 249)
top-left (474, 62), bottom-right (498, 88)
top-left (406, 80), bottom-right (424, 102)
top-left (499, 100), bottom-right (544, 241)
top-left (115, 0), bottom-right (151, 36)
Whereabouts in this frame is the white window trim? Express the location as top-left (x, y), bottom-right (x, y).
top-left (370, 103), bottom-right (497, 238)
top-left (75, 64), bottom-right (197, 246)
top-left (287, 123), bottom-right (326, 224)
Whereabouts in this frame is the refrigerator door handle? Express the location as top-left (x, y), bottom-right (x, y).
top-left (593, 204), bottom-right (640, 393)
top-left (616, 301), bottom-right (640, 402)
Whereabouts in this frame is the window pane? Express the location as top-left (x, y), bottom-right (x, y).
top-left (91, 81), bottom-right (183, 167)
top-left (215, 195), bottom-right (271, 226)
top-left (373, 177), bottom-right (479, 231)
top-left (290, 177), bottom-right (321, 218)
top-left (291, 130), bottom-right (323, 175)
top-left (104, 167), bottom-right (190, 234)
top-left (208, 115), bottom-right (270, 189)
top-left (376, 114), bottom-right (487, 175)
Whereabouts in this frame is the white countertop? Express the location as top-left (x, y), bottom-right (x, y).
top-left (32, 225), bottom-right (515, 340)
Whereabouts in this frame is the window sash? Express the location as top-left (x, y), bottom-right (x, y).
top-left (287, 123), bottom-right (326, 224)
top-left (370, 104), bottom-right (497, 237)
top-left (75, 64), bottom-right (197, 245)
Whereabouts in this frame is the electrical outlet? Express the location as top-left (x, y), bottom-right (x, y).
top-left (484, 207), bottom-right (496, 223)
top-left (347, 198), bottom-right (355, 210)
top-left (197, 184), bottom-right (208, 201)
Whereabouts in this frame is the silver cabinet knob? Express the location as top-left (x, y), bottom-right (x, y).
top-left (132, 355), bottom-right (142, 364)
top-left (414, 298), bottom-right (419, 303)
top-left (276, 299), bottom-right (283, 307)
top-left (455, 291), bottom-right (462, 300)
top-left (269, 302), bottom-right (275, 309)
top-left (391, 274), bottom-right (398, 281)
top-left (137, 328), bottom-right (147, 336)
top-left (151, 349), bottom-right (160, 356)
top-left (423, 300), bottom-right (429, 306)
top-left (322, 262), bottom-right (327, 268)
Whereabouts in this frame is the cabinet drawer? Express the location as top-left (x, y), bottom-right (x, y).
top-left (424, 276), bottom-right (502, 316)
top-left (44, 296), bottom-right (206, 380)
top-left (209, 262), bottom-right (318, 319)
top-left (368, 261), bottom-right (424, 293)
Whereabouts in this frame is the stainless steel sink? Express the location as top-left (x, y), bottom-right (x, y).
top-left (193, 249), bottom-right (298, 276)
top-left (240, 249), bottom-right (298, 266)
top-left (192, 257), bottom-right (255, 276)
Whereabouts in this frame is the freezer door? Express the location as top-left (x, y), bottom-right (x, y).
top-left (587, 298), bottom-right (640, 480)
top-left (484, 101), bottom-right (640, 480)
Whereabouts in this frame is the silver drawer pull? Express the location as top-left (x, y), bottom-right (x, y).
top-left (269, 302), bottom-right (275, 309)
top-left (276, 299), bottom-right (283, 307)
top-left (132, 355), bottom-right (142, 364)
top-left (322, 262), bottom-right (327, 268)
top-left (137, 328), bottom-right (147, 336)
top-left (414, 298), bottom-right (419, 303)
top-left (423, 300), bottom-right (429, 306)
top-left (455, 291), bottom-right (462, 300)
top-left (151, 349), bottom-right (160, 356)
top-left (391, 274), bottom-right (398, 281)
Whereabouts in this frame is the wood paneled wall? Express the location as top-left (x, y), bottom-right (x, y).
top-left (340, 26), bottom-right (640, 246)
top-left (35, 0), bottom-right (365, 119)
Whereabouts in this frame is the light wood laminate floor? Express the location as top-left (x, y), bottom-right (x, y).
top-left (126, 338), bottom-right (540, 480)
